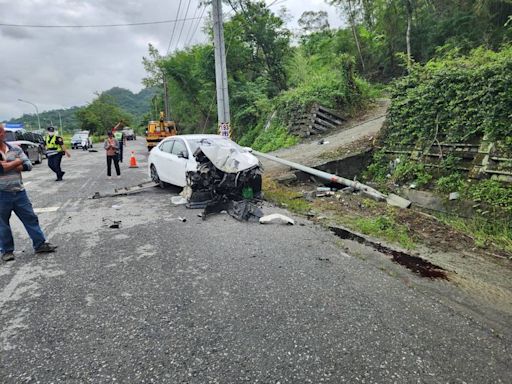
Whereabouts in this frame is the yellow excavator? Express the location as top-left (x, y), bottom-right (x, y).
top-left (145, 111), bottom-right (177, 151)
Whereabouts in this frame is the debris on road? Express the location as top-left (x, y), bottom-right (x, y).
top-left (185, 139), bottom-right (263, 221)
top-left (102, 218), bottom-right (122, 229)
top-left (259, 214), bottom-right (295, 226)
top-left (171, 196), bottom-right (188, 206)
top-left (449, 192), bottom-right (460, 201)
top-left (91, 181), bottom-right (158, 199)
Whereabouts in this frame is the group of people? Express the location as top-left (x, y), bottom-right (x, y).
top-left (0, 121), bottom-right (128, 263)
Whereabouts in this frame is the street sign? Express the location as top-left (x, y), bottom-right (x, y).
top-left (5, 123), bottom-right (24, 129)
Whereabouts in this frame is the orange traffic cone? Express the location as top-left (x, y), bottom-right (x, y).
top-left (129, 151), bottom-right (139, 168)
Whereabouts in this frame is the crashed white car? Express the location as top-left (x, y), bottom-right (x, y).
top-left (148, 134), bottom-right (260, 188)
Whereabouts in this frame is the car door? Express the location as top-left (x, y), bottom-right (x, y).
top-left (168, 138), bottom-right (189, 187)
top-left (155, 140), bottom-right (175, 183)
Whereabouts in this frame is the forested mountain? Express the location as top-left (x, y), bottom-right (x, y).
top-left (5, 87), bottom-right (156, 132)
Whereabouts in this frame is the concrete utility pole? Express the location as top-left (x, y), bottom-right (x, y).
top-left (163, 73), bottom-right (170, 120)
top-left (212, 0), bottom-right (231, 137)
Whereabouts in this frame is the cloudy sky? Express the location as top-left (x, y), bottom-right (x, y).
top-left (0, 0), bottom-right (343, 122)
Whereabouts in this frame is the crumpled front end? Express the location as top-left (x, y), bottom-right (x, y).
top-left (186, 141), bottom-right (263, 221)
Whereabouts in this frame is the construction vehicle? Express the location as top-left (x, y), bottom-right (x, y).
top-left (145, 112), bottom-right (177, 151)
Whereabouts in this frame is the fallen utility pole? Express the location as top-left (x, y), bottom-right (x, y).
top-left (253, 151), bottom-right (411, 208)
top-left (91, 181), bottom-right (158, 199)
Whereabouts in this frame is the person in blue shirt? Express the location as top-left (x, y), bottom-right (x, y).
top-left (0, 123), bottom-right (57, 262)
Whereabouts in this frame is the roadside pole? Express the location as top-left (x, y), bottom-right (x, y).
top-left (212, 0), bottom-right (231, 138)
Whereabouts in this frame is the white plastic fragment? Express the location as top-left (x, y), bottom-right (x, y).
top-left (259, 214), bottom-right (295, 226)
top-left (449, 192), bottom-right (460, 201)
top-left (171, 196), bottom-right (188, 205)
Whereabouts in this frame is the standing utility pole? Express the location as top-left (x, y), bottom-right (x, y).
top-left (163, 73), bottom-right (170, 120)
top-left (212, 0), bottom-right (231, 137)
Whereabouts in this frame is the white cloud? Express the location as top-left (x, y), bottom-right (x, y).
top-left (0, 0), bottom-right (341, 122)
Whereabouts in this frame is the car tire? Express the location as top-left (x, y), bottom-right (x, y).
top-left (35, 150), bottom-right (42, 164)
top-left (150, 164), bottom-right (166, 188)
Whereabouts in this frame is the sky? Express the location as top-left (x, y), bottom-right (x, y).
top-left (0, 0), bottom-right (343, 122)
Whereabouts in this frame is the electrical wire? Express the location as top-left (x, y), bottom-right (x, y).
top-left (186, 4), bottom-right (207, 46)
top-left (183, 1), bottom-right (201, 48)
top-left (0, 16), bottom-right (203, 29)
top-left (166, 0), bottom-right (184, 55)
top-left (173, 0), bottom-right (193, 52)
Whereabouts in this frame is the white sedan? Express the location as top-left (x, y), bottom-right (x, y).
top-left (148, 134), bottom-right (259, 187)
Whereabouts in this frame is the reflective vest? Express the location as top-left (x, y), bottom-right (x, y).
top-left (45, 135), bottom-right (63, 154)
top-left (114, 131), bottom-right (123, 141)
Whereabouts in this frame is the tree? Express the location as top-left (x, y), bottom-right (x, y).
top-left (298, 11), bottom-right (330, 34)
top-left (75, 94), bottom-right (132, 135)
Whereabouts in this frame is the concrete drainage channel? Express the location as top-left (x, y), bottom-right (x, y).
top-left (330, 226), bottom-right (449, 280)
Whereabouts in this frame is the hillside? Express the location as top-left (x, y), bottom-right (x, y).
top-left (6, 87), bottom-right (157, 132)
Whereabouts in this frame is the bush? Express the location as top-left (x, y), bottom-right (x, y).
top-left (384, 46), bottom-right (512, 147)
top-left (251, 123), bottom-right (298, 153)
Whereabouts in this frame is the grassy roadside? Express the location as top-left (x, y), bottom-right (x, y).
top-left (263, 176), bottom-right (511, 257)
top-left (263, 177), bottom-right (416, 250)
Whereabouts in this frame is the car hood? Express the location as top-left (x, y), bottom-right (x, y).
top-left (199, 140), bottom-right (260, 173)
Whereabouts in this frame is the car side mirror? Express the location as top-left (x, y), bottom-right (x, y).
top-left (178, 151), bottom-right (188, 159)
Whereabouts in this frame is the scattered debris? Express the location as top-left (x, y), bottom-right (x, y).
top-left (317, 139), bottom-right (330, 145)
top-left (317, 256), bottom-right (330, 262)
top-left (171, 196), bottom-right (188, 206)
top-left (259, 214), bottom-right (295, 226)
top-left (102, 218), bottom-right (122, 229)
top-left (449, 192), bottom-right (460, 201)
top-left (91, 181), bottom-right (158, 199)
top-left (112, 205), bottom-right (122, 210)
top-left (386, 193), bottom-right (412, 209)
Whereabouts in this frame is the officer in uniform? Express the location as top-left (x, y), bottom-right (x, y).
top-left (45, 126), bottom-right (70, 181)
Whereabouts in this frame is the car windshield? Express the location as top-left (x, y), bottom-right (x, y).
top-left (4, 131), bottom-right (16, 141)
top-left (187, 137), bottom-right (242, 155)
top-left (72, 134), bottom-right (87, 140)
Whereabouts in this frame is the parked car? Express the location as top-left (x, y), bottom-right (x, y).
top-left (4, 128), bottom-right (44, 164)
top-left (148, 134), bottom-right (260, 188)
top-left (21, 131), bottom-right (46, 155)
top-left (71, 131), bottom-right (93, 149)
top-left (122, 128), bottom-right (136, 140)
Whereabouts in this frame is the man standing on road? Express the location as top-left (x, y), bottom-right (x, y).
top-left (0, 123), bottom-right (57, 262)
top-left (45, 126), bottom-right (70, 181)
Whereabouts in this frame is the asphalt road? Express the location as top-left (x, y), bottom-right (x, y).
top-left (1, 139), bottom-right (510, 383)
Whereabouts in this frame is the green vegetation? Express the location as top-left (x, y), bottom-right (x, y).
top-left (75, 94), bottom-right (133, 135)
top-left (384, 46), bottom-right (512, 146)
top-left (437, 214), bottom-right (512, 255)
top-left (262, 178), bottom-right (311, 215)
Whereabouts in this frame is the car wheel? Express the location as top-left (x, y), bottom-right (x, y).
top-left (35, 150), bottom-right (42, 164)
top-left (150, 164), bottom-right (166, 188)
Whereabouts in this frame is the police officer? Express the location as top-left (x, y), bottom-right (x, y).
top-left (45, 126), bottom-right (70, 181)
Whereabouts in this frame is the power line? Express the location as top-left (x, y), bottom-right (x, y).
top-left (184, 1), bottom-right (201, 48)
top-left (0, 16), bottom-right (203, 29)
top-left (173, 0), bottom-right (193, 52)
top-left (166, 0), bottom-right (184, 55)
top-left (186, 4), bottom-right (207, 47)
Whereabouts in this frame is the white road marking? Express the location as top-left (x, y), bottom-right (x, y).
top-left (34, 206), bottom-right (60, 213)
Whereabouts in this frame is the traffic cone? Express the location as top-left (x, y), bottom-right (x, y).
top-left (129, 151), bottom-right (139, 168)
